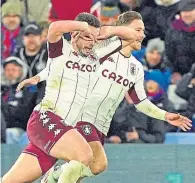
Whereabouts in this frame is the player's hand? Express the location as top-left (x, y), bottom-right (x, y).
top-left (97, 26), bottom-right (113, 40)
top-left (97, 26), bottom-right (112, 40)
top-left (83, 26), bottom-right (92, 36)
top-left (16, 76), bottom-right (40, 92)
top-left (109, 136), bottom-right (122, 144)
top-left (72, 29), bottom-right (94, 42)
top-left (165, 112), bottom-right (192, 131)
top-left (71, 31), bottom-right (81, 44)
top-left (81, 26), bottom-right (94, 40)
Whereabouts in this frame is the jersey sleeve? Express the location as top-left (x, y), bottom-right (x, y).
top-left (47, 37), bottom-right (71, 58)
top-left (127, 66), bottom-right (147, 104)
top-left (94, 36), bottom-right (122, 63)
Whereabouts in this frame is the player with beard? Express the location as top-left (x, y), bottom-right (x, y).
top-left (40, 11), bottom-right (192, 183)
top-left (2, 12), bottom-right (138, 183)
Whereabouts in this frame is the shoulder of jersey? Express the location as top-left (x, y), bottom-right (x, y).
top-left (130, 55), bottom-right (143, 67)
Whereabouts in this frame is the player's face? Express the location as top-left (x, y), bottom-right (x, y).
top-left (4, 63), bottom-right (22, 81)
top-left (126, 19), bottom-right (145, 50)
top-left (146, 49), bottom-right (161, 66)
top-left (23, 34), bottom-right (41, 51)
top-left (76, 26), bottom-right (100, 57)
top-left (180, 9), bottom-right (195, 25)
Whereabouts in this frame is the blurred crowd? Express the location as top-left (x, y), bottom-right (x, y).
top-left (1, 0), bottom-right (195, 144)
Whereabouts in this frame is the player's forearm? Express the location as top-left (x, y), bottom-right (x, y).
top-left (108, 26), bottom-right (136, 43)
top-left (36, 68), bottom-right (48, 82)
top-left (135, 99), bottom-right (167, 121)
top-left (48, 21), bottom-right (88, 43)
top-left (49, 21), bottom-right (88, 34)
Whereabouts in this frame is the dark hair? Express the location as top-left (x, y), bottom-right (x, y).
top-left (75, 12), bottom-right (101, 28)
top-left (116, 11), bottom-right (142, 26)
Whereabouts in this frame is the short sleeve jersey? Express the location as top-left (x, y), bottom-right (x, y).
top-left (34, 36), bottom-right (122, 126)
top-left (77, 52), bottom-right (147, 135)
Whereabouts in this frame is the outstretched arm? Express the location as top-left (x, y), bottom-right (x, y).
top-left (95, 26), bottom-right (137, 62)
top-left (126, 66), bottom-right (192, 131)
top-left (97, 26), bottom-right (137, 48)
top-left (16, 58), bottom-right (51, 92)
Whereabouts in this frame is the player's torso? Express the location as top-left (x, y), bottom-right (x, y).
top-left (36, 49), bottom-right (100, 126)
top-left (79, 52), bottom-right (140, 135)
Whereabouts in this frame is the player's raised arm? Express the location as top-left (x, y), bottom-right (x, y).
top-left (97, 26), bottom-right (137, 47)
top-left (126, 66), bottom-right (192, 131)
top-left (95, 26), bottom-right (138, 62)
top-left (48, 20), bottom-right (90, 43)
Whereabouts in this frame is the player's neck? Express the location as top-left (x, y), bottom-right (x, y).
top-left (120, 45), bottom-right (132, 58)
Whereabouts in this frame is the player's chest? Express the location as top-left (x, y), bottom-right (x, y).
top-left (49, 53), bottom-right (99, 77)
top-left (97, 57), bottom-right (137, 90)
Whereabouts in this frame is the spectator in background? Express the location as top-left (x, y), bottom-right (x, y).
top-left (108, 98), bottom-right (166, 144)
top-left (145, 71), bottom-right (174, 112)
top-left (142, 38), bottom-right (171, 91)
top-left (117, 0), bottom-right (130, 13)
top-left (1, 0), bottom-right (6, 5)
top-left (165, 0), bottom-right (195, 83)
top-left (1, 1), bottom-right (23, 60)
top-left (91, 0), bottom-right (130, 17)
top-left (144, 71), bottom-right (177, 132)
top-left (140, 0), bottom-right (180, 45)
top-left (154, 0), bottom-right (181, 39)
top-left (99, 1), bottom-right (120, 25)
top-left (21, 0), bottom-right (50, 25)
top-left (14, 23), bottom-right (48, 78)
top-left (39, 21), bottom-right (50, 44)
top-left (1, 56), bottom-right (44, 144)
top-left (175, 63), bottom-right (195, 131)
top-left (120, 0), bottom-right (143, 11)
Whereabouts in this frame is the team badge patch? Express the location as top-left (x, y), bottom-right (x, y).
top-left (130, 63), bottom-right (136, 75)
top-left (82, 125), bottom-right (92, 135)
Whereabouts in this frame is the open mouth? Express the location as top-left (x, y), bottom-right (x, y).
top-left (85, 48), bottom-right (92, 52)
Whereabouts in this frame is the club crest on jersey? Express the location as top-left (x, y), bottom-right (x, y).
top-left (82, 125), bottom-right (92, 135)
top-left (130, 63), bottom-right (136, 75)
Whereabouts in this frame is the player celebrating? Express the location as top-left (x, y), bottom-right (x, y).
top-left (2, 13), bottom-right (138, 183)
top-left (40, 11), bottom-right (192, 183)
